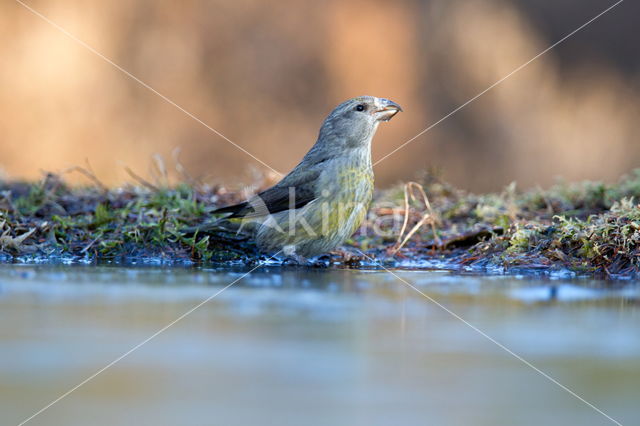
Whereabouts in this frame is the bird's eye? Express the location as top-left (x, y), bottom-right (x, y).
top-left (355, 104), bottom-right (366, 112)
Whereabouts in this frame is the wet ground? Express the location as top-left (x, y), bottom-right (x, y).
top-left (1, 265), bottom-right (638, 426)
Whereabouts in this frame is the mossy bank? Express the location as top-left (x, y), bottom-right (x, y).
top-left (2, 170), bottom-right (640, 278)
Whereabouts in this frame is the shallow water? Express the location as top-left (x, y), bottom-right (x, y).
top-left (1, 265), bottom-right (638, 426)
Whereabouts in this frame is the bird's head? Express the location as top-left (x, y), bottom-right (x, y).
top-left (318, 96), bottom-right (402, 149)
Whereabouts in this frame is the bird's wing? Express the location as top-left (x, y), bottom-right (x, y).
top-left (213, 168), bottom-right (320, 218)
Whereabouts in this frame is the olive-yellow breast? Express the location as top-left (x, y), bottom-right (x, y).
top-left (213, 96), bottom-right (402, 258)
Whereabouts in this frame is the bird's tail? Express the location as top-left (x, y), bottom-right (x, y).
top-left (180, 217), bottom-right (255, 237)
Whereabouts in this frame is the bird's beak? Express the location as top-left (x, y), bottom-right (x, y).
top-left (375, 98), bottom-right (403, 122)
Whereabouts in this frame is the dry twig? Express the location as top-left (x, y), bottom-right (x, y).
top-left (388, 181), bottom-right (441, 255)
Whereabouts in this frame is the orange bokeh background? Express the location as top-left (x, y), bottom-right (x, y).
top-left (1, 0), bottom-right (638, 191)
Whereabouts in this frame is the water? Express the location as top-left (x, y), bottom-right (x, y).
top-left (0, 265), bottom-right (638, 426)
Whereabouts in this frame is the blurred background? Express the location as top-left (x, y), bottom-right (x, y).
top-left (0, 0), bottom-right (638, 192)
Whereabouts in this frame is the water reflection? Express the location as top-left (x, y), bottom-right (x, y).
top-left (0, 265), bottom-right (638, 426)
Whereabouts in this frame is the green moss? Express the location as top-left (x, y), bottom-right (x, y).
top-left (2, 169), bottom-right (640, 275)
top-left (507, 226), bottom-right (538, 253)
top-left (93, 203), bottom-right (114, 227)
top-left (365, 169), bottom-right (640, 277)
top-left (13, 185), bottom-right (46, 216)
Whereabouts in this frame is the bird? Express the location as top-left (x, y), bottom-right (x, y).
top-left (206, 96), bottom-right (402, 259)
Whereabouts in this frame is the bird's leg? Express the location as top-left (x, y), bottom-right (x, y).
top-left (281, 245), bottom-right (309, 265)
top-left (282, 254), bottom-right (309, 265)
top-left (329, 248), bottom-right (357, 262)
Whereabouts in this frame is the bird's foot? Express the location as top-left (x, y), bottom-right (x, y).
top-left (281, 253), bottom-right (309, 265)
top-left (329, 248), bottom-right (362, 264)
top-left (279, 245), bottom-right (309, 265)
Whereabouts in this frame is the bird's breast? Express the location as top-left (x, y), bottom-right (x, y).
top-left (253, 149), bottom-right (374, 256)
top-left (314, 151), bottom-right (374, 238)
top-left (316, 150), bottom-right (373, 202)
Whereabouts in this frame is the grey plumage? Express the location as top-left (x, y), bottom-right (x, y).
top-left (212, 96), bottom-right (402, 257)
